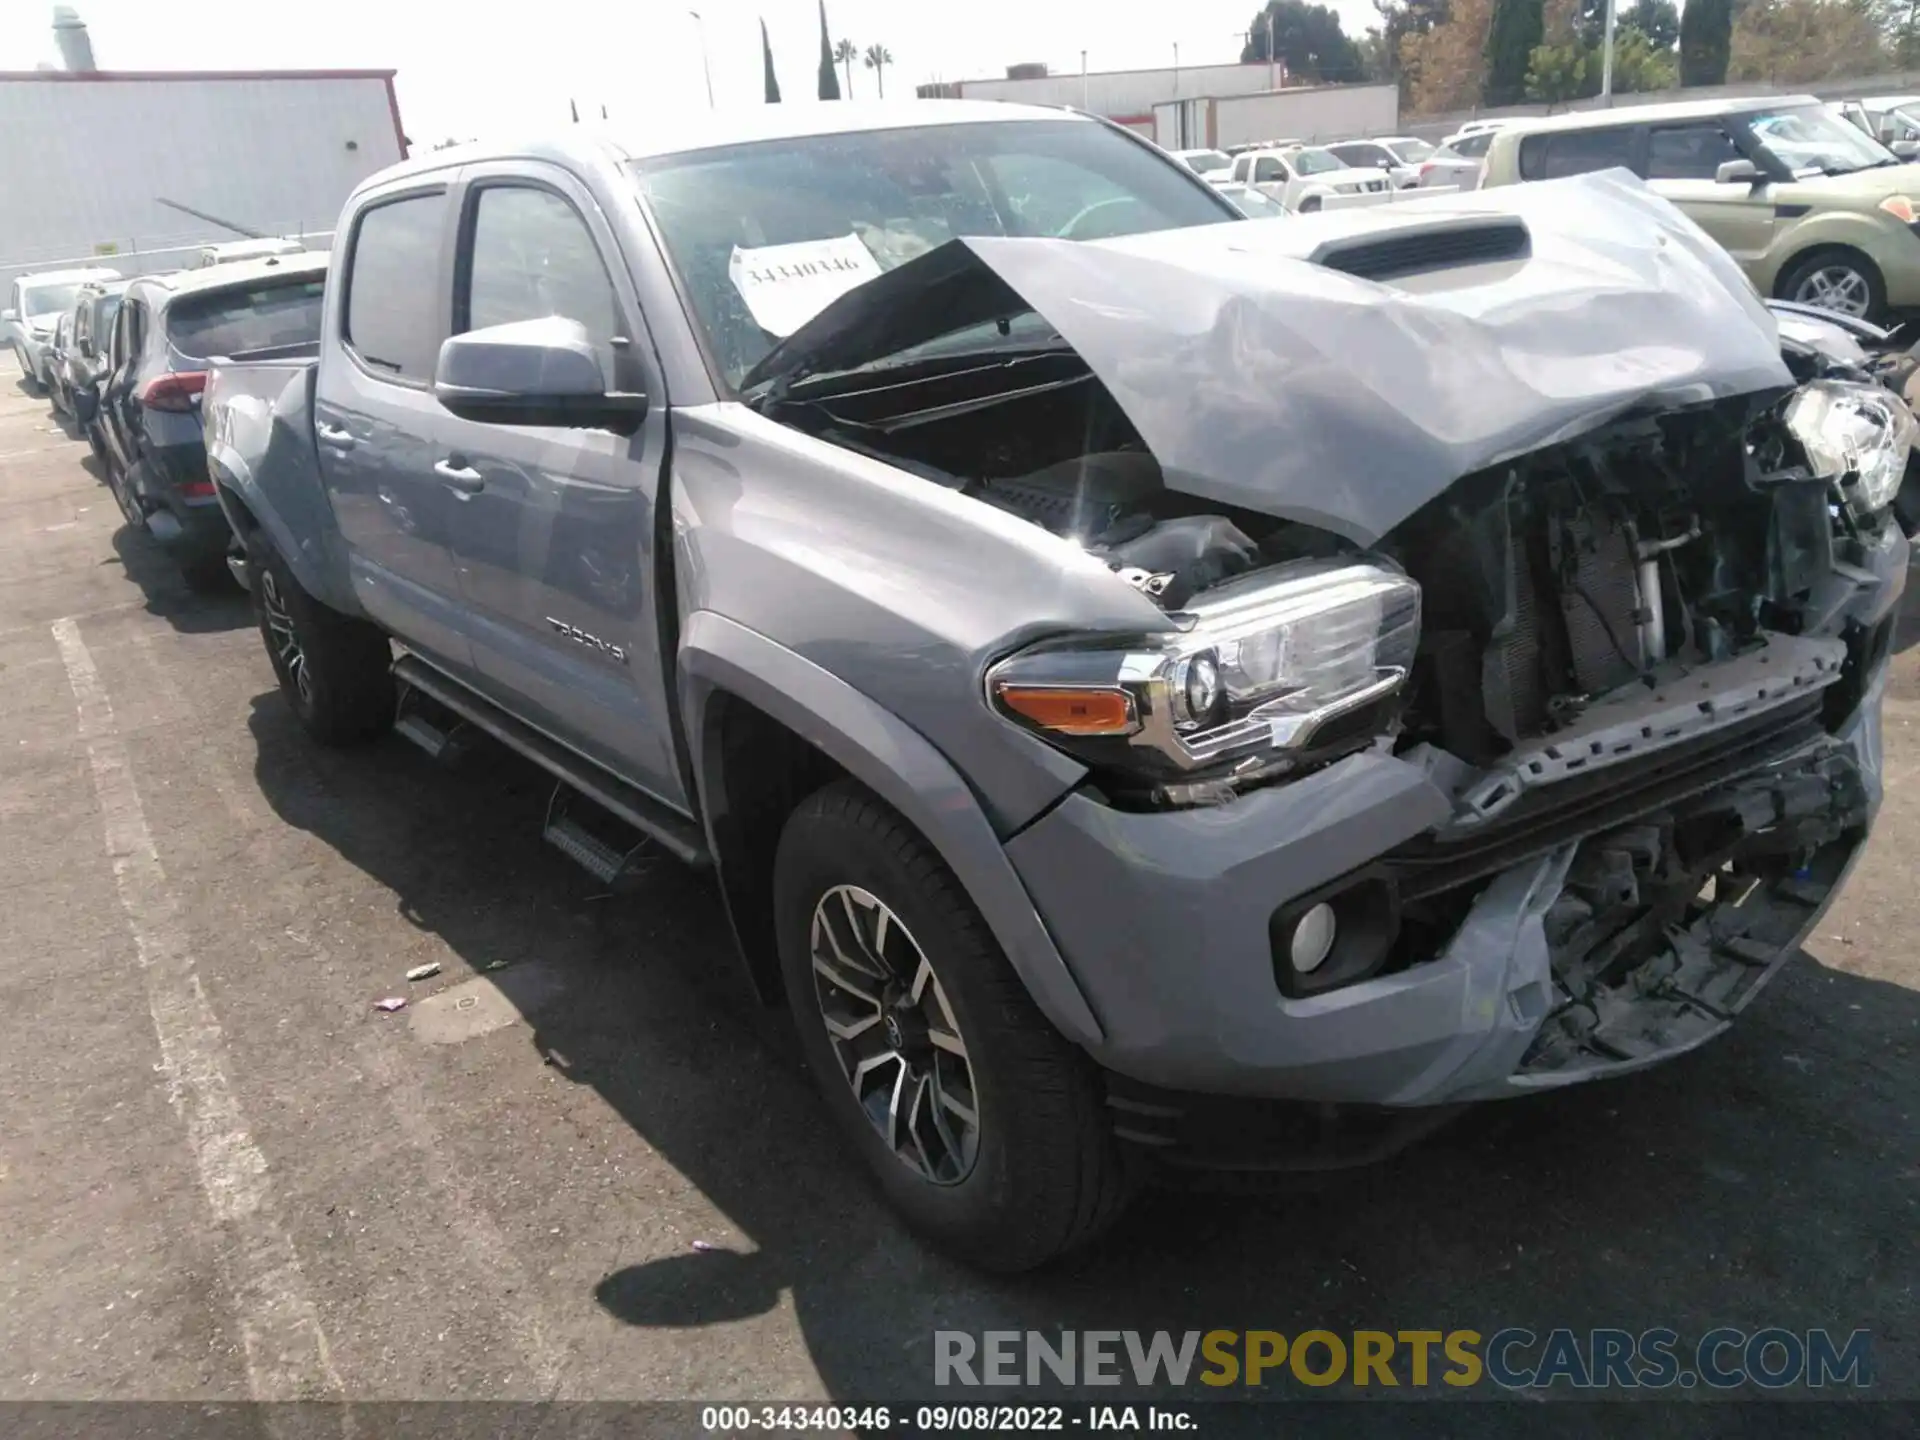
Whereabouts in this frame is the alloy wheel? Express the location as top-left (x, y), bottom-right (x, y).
top-left (809, 884), bottom-right (980, 1185)
top-left (1793, 265), bottom-right (1872, 318)
top-left (259, 569), bottom-right (312, 707)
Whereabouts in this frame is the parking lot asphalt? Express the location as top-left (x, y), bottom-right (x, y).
top-left (0, 376), bottom-right (1914, 1434)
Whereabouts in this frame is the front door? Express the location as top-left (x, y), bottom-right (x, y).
top-left (1645, 121), bottom-right (1780, 266)
top-left (435, 165), bottom-right (686, 811)
top-left (312, 183), bottom-right (476, 675)
top-left (98, 296), bottom-right (146, 480)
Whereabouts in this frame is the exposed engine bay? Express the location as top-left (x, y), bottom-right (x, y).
top-left (765, 325), bottom-right (1903, 1079)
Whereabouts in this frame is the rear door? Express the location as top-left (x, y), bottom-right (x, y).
top-left (1644, 120), bottom-right (1777, 264)
top-left (99, 295), bottom-right (148, 477)
top-left (312, 182), bottom-right (476, 674)
top-left (434, 162), bottom-right (686, 807)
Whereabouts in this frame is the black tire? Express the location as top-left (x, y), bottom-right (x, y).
top-left (84, 422), bottom-right (108, 470)
top-left (179, 551), bottom-right (239, 595)
top-left (1776, 248), bottom-right (1886, 324)
top-left (774, 779), bottom-right (1136, 1271)
top-left (246, 529), bottom-right (395, 745)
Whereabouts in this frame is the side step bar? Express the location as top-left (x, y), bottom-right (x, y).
top-left (390, 653), bottom-right (710, 870)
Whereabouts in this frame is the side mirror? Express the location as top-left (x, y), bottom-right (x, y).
top-left (1715, 158), bottom-right (1762, 186)
top-left (0, 309), bottom-right (15, 324)
top-left (433, 317), bottom-right (646, 431)
top-left (1894, 140), bottom-right (1920, 160)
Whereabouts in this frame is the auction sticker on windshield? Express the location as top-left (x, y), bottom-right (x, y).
top-left (729, 232), bottom-right (882, 338)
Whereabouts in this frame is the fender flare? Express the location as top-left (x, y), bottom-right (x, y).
top-left (678, 609), bottom-right (1105, 1050)
top-left (207, 440), bottom-right (356, 613)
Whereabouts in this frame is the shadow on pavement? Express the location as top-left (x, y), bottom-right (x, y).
top-left (105, 521), bottom-right (250, 635)
top-left (243, 694), bottom-right (1917, 1429)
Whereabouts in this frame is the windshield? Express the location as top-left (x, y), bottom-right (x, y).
top-left (22, 283), bottom-right (81, 319)
top-left (1743, 105), bottom-right (1898, 177)
top-left (1180, 149), bottom-right (1232, 175)
top-left (1290, 148), bottom-right (1345, 175)
top-left (166, 276), bottom-right (327, 359)
top-left (635, 119), bottom-right (1232, 388)
top-left (1388, 139), bottom-right (1434, 163)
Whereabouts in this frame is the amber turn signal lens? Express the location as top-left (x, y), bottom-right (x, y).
top-left (996, 685), bottom-right (1136, 736)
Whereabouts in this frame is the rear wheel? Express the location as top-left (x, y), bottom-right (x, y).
top-left (106, 454), bottom-right (146, 529)
top-left (774, 779), bottom-right (1136, 1271)
top-left (247, 530), bottom-right (395, 745)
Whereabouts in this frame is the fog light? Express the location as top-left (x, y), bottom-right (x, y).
top-left (1289, 902), bottom-right (1337, 973)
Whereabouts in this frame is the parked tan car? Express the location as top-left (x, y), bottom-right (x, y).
top-left (1482, 96), bottom-right (1920, 321)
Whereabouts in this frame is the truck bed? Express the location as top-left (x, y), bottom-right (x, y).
top-left (202, 351), bottom-right (342, 602)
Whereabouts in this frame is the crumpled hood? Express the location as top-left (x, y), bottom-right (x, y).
top-left (747, 171), bottom-right (1794, 546)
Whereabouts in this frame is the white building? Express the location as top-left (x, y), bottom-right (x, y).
top-left (0, 66), bottom-right (408, 289)
top-left (921, 61), bottom-right (1287, 133)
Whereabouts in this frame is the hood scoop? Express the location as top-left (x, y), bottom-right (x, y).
top-left (1307, 216), bottom-right (1531, 283)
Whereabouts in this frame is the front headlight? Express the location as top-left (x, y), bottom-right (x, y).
top-left (988, 558), bottom-right (1420, 804)
top-left (1784, 379), bottom-right (1919, 517)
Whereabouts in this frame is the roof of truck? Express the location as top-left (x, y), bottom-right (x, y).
top-left (371, 99), bottom-right (1092, 184)
top-left (14, 266), bottom-right (121, 288)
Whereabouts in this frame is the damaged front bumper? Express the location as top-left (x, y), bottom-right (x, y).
top-left (1004, 541), bottom-right (1901, 1117)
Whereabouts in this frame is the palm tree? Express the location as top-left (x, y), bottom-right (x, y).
top-left (863, 42), bottom-right (893, 97)
top-left (834, 38), bottom-right (857, 98)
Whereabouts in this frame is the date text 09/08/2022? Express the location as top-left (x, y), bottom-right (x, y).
top-left (701, 1407), bottom-right (1192, 1432)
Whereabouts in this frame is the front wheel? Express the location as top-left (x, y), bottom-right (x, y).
top-left (247, 530), bottom-right (395, 745)
top-left (774, 779), bottom-right (1136, 1272)
top-left (1778, 249), bottom-right (1885, 323)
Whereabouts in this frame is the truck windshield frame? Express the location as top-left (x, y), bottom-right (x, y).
top-left (631, 118), bottom-right (1236, 393)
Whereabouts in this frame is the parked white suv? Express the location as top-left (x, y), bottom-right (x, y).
top-left (1228, 145), bottom-right (1389, 211)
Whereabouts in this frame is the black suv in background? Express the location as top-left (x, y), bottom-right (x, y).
top-left (98, 253), bottom-right (328, 590)
top-left (58, 277), bottom-right (127, 444)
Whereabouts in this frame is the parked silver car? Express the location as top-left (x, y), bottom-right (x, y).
top-left (4, 266), bottom-right (121, 392)
top-left (1327, 135), bottom-right (1436, 188)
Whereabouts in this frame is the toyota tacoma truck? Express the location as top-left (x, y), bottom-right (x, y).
top-left (203, 103), bottom-right (1911, 1272)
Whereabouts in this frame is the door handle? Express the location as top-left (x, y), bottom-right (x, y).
top-left (316, 422), bottom-right (356, 449)
top-left (434, 458), bottom-right (485, 495)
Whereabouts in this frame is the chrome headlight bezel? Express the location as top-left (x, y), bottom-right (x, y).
top-left (1783, 378), bottom-right (1919, 518)
top-left (988, 557), bottom-right (1422, 794)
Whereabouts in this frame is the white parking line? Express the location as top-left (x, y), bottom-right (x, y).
top-left (51, 615), bottom-right (346, 1406)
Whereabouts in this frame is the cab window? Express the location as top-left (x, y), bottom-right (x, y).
top-left (1646, 124), bottom-right (1741, 180)
top-left (1518, 126), bottom-right (1639, 180)
top-left (1253, 157), bottom-right (1285, 183)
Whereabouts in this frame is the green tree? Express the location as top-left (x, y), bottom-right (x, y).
top-left (1525, 39), bottom-right (1589, 103)
top-left (1627, 0), bottom-right (1681, 49)
top-left (1680, 0), bottom-right (1734, 83)
top-left (834, 37), bottom-right (857, 97)
top-left (1485, 0), bottom-right (1546, 105)
top-left (762, 19), bottom-right (782, 103)
top-left (1241, 1), bottom-right (1368, 82)
top-left (816, 0), bottom-right (841, 99)
top-left (863, 42), bottom-right (893, 97)
top-left (1611, 23), bottom-right (1679, 89)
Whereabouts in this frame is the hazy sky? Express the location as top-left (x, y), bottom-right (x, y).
top-left (0, 0), bottom-right (1388, 142)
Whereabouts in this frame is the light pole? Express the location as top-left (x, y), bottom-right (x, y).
top-left (1172, 41), bottom-right (1180, 97)
top-left (688, 8), bottom-right (715, 108)
top-left (1080, 50), bottom-right (1089, 111)
top-left (1599, 0), bottom-right (1617, 102)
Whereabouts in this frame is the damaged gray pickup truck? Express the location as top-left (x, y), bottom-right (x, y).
top-left (203, 102), bottom-right (1912, 1271)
